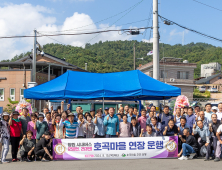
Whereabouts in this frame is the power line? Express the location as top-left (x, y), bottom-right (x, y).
top-left (38, 18), bottom-right (151, 35)
top-left (143, 1), bottom-right (153, 39)
top-left (82, 0), bottom-right (145, 48)
top-left (37, 32), bottom-right (68, 46)
top-left (193, 0), bottom-right (222, 12)
top-left (37, 19), bottom-right (151, 47)
top-left (158, 15), bottom-right (222, 43)
top-left (38, 0), bottom-right (145, 34)
top-left (0, 27), bottom-right (151, 39)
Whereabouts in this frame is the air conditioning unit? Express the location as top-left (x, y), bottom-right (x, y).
top-left (28, 82), bottom-right (38, 88)
top-left (170, 78), bottom-right (175, 82)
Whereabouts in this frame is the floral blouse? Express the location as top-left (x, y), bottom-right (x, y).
top-left (0, 119), bottom-right (10, 140)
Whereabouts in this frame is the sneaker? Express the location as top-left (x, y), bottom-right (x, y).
top-left (35, 156), bottom-right (41, 162)
top-left (20, 157), bottom-right (27, 162)
top-left (189, 153), bottom-right (196, 159)
top-left (178, 155), bottom-right (188, 160)
top-left (204, 158), bottom-right (210, 161)
top-left (214, 157), bottom-right (220, 162)
top-left (2, 161), bottom-right (9, 164)
top-left (41, 159), bottom-right (50, 162)
top-left (26, 157), bottom-right (32, 162)
top-left (12, 159), bottom-right (17, 162)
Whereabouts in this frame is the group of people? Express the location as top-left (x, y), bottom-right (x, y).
top-left (0, 101), bottom-right (222, 163)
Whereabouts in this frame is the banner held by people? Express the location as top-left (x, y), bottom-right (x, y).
top-left (53, 136), bottom-right (178, 160)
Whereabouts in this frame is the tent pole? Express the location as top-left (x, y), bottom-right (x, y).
top-left (139, 100), bottom-right (142, 116)
top-left (68, 99), bottom-right (71, 111)
top-left (103, 97), bottom-right (105, 115)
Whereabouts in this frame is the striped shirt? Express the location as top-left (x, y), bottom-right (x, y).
top-left (63, 120), bottom-right (79, 138)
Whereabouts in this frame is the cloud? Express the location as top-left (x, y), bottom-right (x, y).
top-left (0, 3), bottom-right (131, 60)
top-left (142, 38), bottom-right (153, 43)
top-left (168, 29), bottom-right (189, 43)
top-left (169, 29), bottom-right (189, 38)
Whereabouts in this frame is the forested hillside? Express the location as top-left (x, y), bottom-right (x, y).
top-left (3, 41), bottom-right (222, 78)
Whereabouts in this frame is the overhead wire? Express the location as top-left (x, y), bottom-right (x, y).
top-left (38, 0), bottom-right (145, 34)
top-left (81, 0), bottom-right (145, 48)
top-left (37, 32), bottom-right (69, 46)
top-left (192, 0), bottom-right (222, 12)
top-left (158, 15), bottom-right (222, 43)
top-left (38, 18), bottom-right (152, 35)
top-left (0, 27), bottom-right (151, 39)
top-left (143, 1), bottom-right (153, 39)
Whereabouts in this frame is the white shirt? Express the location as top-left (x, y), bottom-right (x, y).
top-left (216, 111), bottom-right (222, 121)
top-left (204, 111), bottom-right (213, 121)
top-left (77, 119), bottom-right (86, 137)
top-left (217, 124), bottom-right (222, 133)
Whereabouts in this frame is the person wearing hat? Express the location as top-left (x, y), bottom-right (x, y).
top-left (102, 107), bottom-right (109, 119)
top-left (8, 111), bottom-right (23, 162)
top-left (34, 131), bottom-right (53, 162)
top-left (0, 112), bottom-right (10, 163)
top-left (212, 106), bottom-right (218, 114)
top-left (90, 108), bottom-right (95, 119)
top-left (63, 113), bottom-right (79, 139)
top-left (34, 114), bottom-right (48, 143)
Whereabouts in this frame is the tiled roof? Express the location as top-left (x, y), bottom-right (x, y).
top-left (195, 73), bottom-right (221, 84)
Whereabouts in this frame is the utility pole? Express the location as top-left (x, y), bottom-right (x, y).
top-left (32, 29), bottom-right (37, 82)
top-left (153, 0), bottom-right (160, 108)
top-left (85, 63), bottom-right (88, 71)
top-left (134, 43), bottom-right (136, 70)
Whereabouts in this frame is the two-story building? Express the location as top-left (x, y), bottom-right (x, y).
top-left (137, 57), bottom-right (197, 100)
top-left (0, 52), bottom-right (86, 108)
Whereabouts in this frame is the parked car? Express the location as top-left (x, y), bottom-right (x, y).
top-left (207, 87), bottom-right (218, 93)
top-left (199, 86), bottom-right (206, 93)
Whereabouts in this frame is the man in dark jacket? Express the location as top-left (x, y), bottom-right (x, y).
top-left (130, 117), bottom-right (141, 137)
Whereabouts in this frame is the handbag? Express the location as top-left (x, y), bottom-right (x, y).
top-left (15, 121), bottom-right (23, 140)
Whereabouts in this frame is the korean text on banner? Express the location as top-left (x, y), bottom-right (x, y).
top-left (53, 136), bottom-right (178, 160)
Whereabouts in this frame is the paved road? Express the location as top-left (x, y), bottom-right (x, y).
top-left (2, 146), bottom-right (222, 170)
top-left (1, 157), bottom-right (222, 170)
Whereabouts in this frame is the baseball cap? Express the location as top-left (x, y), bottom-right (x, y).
top-left (90, 108), bottom-right (95, 112)
top-left (105, 107), bottom-right (109, 110)
top-left (68, 113), bottom-right (75, 117)
top-left (2, 112), bottom-right (9, 117)
top-left (12, 111), bottom-right (19, 115)
top-left (212, 106), bottom-right (218, 110)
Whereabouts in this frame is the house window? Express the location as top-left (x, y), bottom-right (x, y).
top-left (160, 70), bottom-right (167, 79)
top-left (20, 88), bottom-right (25, 101)
top-left (177, 71), bottom-right (189, 79)
top-left (10, 88), bottom-right (15, 101)
top-left (0, 88), bottom-right (4, 101)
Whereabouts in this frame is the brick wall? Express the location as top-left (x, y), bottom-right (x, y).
top-left (0, 70), bottom-right (31, 108)
top-left (176, 85), bottom-right (194, 100)
top-left (36, 72), bottom-right (56, 85)
top-left (210, 76), bottom-right (221, 84)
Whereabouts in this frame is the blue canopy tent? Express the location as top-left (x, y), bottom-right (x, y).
top-left (24, 70), bottom-right (181, 101)
top-left (24, 70), bottom-right (181, 113)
